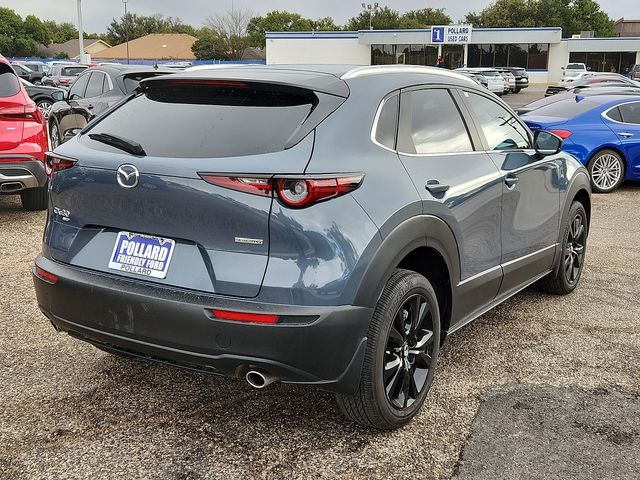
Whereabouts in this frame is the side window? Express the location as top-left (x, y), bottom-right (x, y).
top-left (618, 102), bottom-right (640, 124)
top-left (85, 72), bottom-right (105, 98)
top-left (463, 91), bottom-right (531, 151)
top-left (397, 88), bottom-right (473, 155)
top-left (102, 73), bottom-right (112, 93)
top-left (607, 107), bottom-right (623, 122)
top-left (69, 73), bottom-right (90, 99)
top-left (374, 94), bottom-right (399, 149)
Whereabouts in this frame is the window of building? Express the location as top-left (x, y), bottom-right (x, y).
top-left (527, 44), bottom-right (549, 69)
top-left (371, 44), bottom-right (395, 65)
top-left (508, 44), bottom-right (528, 68)
top-left (396, 45), bottom-right (410, 64)
top-left (570, 51), bottom-right (639, 75)
top-left (397, 89), bottom-right (473, 155)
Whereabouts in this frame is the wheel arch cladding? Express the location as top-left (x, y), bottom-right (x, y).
top-left (353, 215), bottom-right (458, 339)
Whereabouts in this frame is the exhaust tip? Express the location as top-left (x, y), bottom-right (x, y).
top-left (246, 370), bottom-right (277, 389)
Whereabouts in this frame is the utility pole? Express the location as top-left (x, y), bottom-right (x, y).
top-left (77, 0), bottom-right (87, 63)
top-left (361, 3), bottom-right (380, 31)
top-left (123, 0), bottom-right (130, 64)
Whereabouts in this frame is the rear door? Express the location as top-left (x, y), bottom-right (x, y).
top-left (48, 78), bottom-right (342, 298)
top-left (604, 101), bottom-right (640, 174)
top-left (395, 86), bottom-right (504, 322)
top-left (460, 89), bottom-right (561, 296)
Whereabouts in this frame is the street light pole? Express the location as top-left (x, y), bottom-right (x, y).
top-left (123, 0), bottom-right (130, 64)
top-left (361, 3), bottom-right (380, 31)
top-left (77, 0), bottom-right (86, 63)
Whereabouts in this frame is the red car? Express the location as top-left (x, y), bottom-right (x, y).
top-left (0, 55), bottom-right (48, 210)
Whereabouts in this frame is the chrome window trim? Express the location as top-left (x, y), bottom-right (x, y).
top-left (602, 100), bottom-right (640, 125)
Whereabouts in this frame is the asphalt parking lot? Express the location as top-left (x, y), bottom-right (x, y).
top-left (1, 85), bottom-right (639, 480)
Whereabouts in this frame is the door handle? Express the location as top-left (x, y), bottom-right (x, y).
top-left (504, 174), bottom-right (519, 189)
top-left (618, 132), bottom-right (634, 138)
top-left (425, 180), bottom-right (450, 194)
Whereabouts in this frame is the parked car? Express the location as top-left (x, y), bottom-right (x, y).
top-left (42, 64), bottom-right (88, 88)
top-left (500, 67), bottom-right (529, 92)
top-left (630, 64), bottom-right (640, 80)
top-left (547, 73), bottom-right (638, 96)
top-left (19, 78), bottom-right (65, 119)
top-left (21, 61), bottom-right (50, 78)
top-left (48, 65), bottom-right (175, 147)
top-left (560, 62), bottom-right (588, 84)
top-left (516, 86), bottom-right (640, 115)
top-left (0, 56), bottom-right (49, 210)
top-left (34, 65), bottom-right (592, 429)
top-left (522, 94), bottom-right (640, 193)
top-left (11, 63), bottom-right (40, 84)
top-left (460, 72), bottom-right (488, 89)
top-left (456, 68), bottom-right (505, 95)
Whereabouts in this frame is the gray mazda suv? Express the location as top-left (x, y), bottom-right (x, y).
top-left (33, 65), bottom-right (591, 429)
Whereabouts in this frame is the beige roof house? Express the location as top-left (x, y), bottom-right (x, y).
top-left (39, 39), bottom-right (111, 59)
top-left (94, 33), bottom-right (198, 60)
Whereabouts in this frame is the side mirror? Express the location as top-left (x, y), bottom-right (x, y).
top-left (534, 130), bottom-right (563, 156)
top-left (587, 67), bottom-right (592, 71)
top-left (51, 90), bottom-right (65, 102)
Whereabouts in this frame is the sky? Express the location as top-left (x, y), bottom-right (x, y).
top-left (1, 0), bottom-right (636, 33)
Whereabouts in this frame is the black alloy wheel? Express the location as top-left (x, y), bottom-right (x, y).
top-left (384, 293), bottom-right (435, 409)
top-left (564, 210), bottom-right (586, 287)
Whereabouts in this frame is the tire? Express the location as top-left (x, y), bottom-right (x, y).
top-left (36, 98), bottom-right (53, 120)
top-left (588, 149), bottom-right (624, 193)
top-left (336, 269), bottom-right (441, 429)
top-left (514, 88), bottom-right (521, 93)
top-left (20, 184), bottom-right (48, 211)
top-left (49, 120), bottom-right (62, 149)
top-left (536, 201), bottom-right (588, 295)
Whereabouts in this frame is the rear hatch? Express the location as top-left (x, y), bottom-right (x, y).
top-left (0, 63), bottom-right (26, 151)
top-left (46, 70), bottom-right (348, 297)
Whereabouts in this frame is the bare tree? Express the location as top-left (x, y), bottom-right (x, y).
top-left (205, 8), bottom-right (253, 60)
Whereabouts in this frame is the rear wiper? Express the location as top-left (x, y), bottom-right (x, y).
top-left (88, 132), bottom-right (146, 156)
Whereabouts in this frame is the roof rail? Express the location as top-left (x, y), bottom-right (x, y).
top-left (341, 65), bottom-right (476, 84)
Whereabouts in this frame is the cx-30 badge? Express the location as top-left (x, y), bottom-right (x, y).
top-left (116, 164), bottom-right (139, 189)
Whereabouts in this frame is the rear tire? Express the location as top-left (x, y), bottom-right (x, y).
top-left (588, 149), bottom-right (624, 193)
top-left (20, 184), bottom-right (48, 211)
top-left (49, 120), bottom-right (62, 149)
top-left (335, 269), bottom-right (440, 429)
top-left (536, 201), bottom-right (588, 295)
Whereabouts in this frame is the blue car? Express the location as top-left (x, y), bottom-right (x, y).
top-left (522, 94), bottom-right (640, 192)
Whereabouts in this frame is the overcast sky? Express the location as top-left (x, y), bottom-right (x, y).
top-left (2, 0), bottom-right (635, 33)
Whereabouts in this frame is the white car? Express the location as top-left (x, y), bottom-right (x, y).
top-left (560, 63), bottom-right (588, 85)
top-left (456, 68), bottom-right (505, 95)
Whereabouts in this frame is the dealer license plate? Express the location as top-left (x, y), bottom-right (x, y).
top-left (108, 231), bottom-right (175, 279)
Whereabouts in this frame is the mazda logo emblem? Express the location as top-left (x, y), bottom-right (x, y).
top-left (116, 164), bottom-right (139, 189)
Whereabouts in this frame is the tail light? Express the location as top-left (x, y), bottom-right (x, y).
top-left (0, 104), bottom-right (44, 123)
top-left (45, 152), bottom-right (77, 175)
top-left (210, 309), bottom-right (279, 324)
top-left (548, 129), bottom-right (573, 140)
top-left (199, 174), bottom-right (364, 209)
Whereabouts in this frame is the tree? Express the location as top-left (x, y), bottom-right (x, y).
top-left (105, 13), bottom-right (195, 45)
top-left (464, 0), bottom-right (615, 37)
top-left (43, 21), bottom-right (79, 44)
top-left (192, 28), bottom-right (228, 60)
top-left (54, 51), bottom-right (70, 59)
top-left (346, 6), bottom-right (401, 30)
top-left (312, 17), bottom-right (340, 31)
top-left (400, 8), bottom-right (452, 29)
top-left (23, 15), bottom-right (51, 46)
top-left (205, 9), bottom-right (253, 60)
top-left (247, 11), bottom-right (313, 48)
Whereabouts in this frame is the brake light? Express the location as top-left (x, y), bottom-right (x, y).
top-left (35, 266), bottom-right (58, 284)
top-left (164, 80), bottom-right (248, 88)
top-left (548, 129), bottom-right (573, 140)
top-left (0, 104), bottom-right (43, 123)
top-left (198, 174), bottom-right (364, 208)
top-left (45, 153), bottom-right (77, 175)
top-left (210, 309), bottom-right (279, 324)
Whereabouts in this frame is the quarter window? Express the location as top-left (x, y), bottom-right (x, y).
top-left (85, 72), bottom-right (105, 98)
top-left (463, 91), bottom-right (531, 151)
top-left (374, 94), bottom-right (399, 149)
top-left (398, 89), bottom-right (473, 155)
top-left (617, 102), bottom-right (640, 124)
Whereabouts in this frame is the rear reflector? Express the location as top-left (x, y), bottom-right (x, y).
top-left (35, 266), bottom-right (58, 284)
top-left (199, 175), bottom-right (272, 196)
top-left (210, 309), bottom-right (279, 324)
top-left (548, 129), bottom-right (573, 140)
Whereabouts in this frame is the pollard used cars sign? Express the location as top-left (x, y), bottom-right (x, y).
top-left (431, 25), bottom-right (473, 44)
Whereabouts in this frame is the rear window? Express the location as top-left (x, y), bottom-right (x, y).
top-left (85, 81), bottom-right (318, 158)
top-left (530, 98), bottom-right (599, 118)
top-left (61, 66), bottom-right (87, 76)
top-left (0, 64), bottom-right (20, 98)
top-left (480, 71), bottom-right (500, 77)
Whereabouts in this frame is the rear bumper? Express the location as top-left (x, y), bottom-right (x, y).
top-left (515, 79), bottom-right (529, 88)
top-left (0, 156), bottom-right (47, 193)
top-left (33, 255), bottom-right (373, 395)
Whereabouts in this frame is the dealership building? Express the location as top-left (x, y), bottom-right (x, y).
top-left (266, 27), bottom-right (640, 84)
